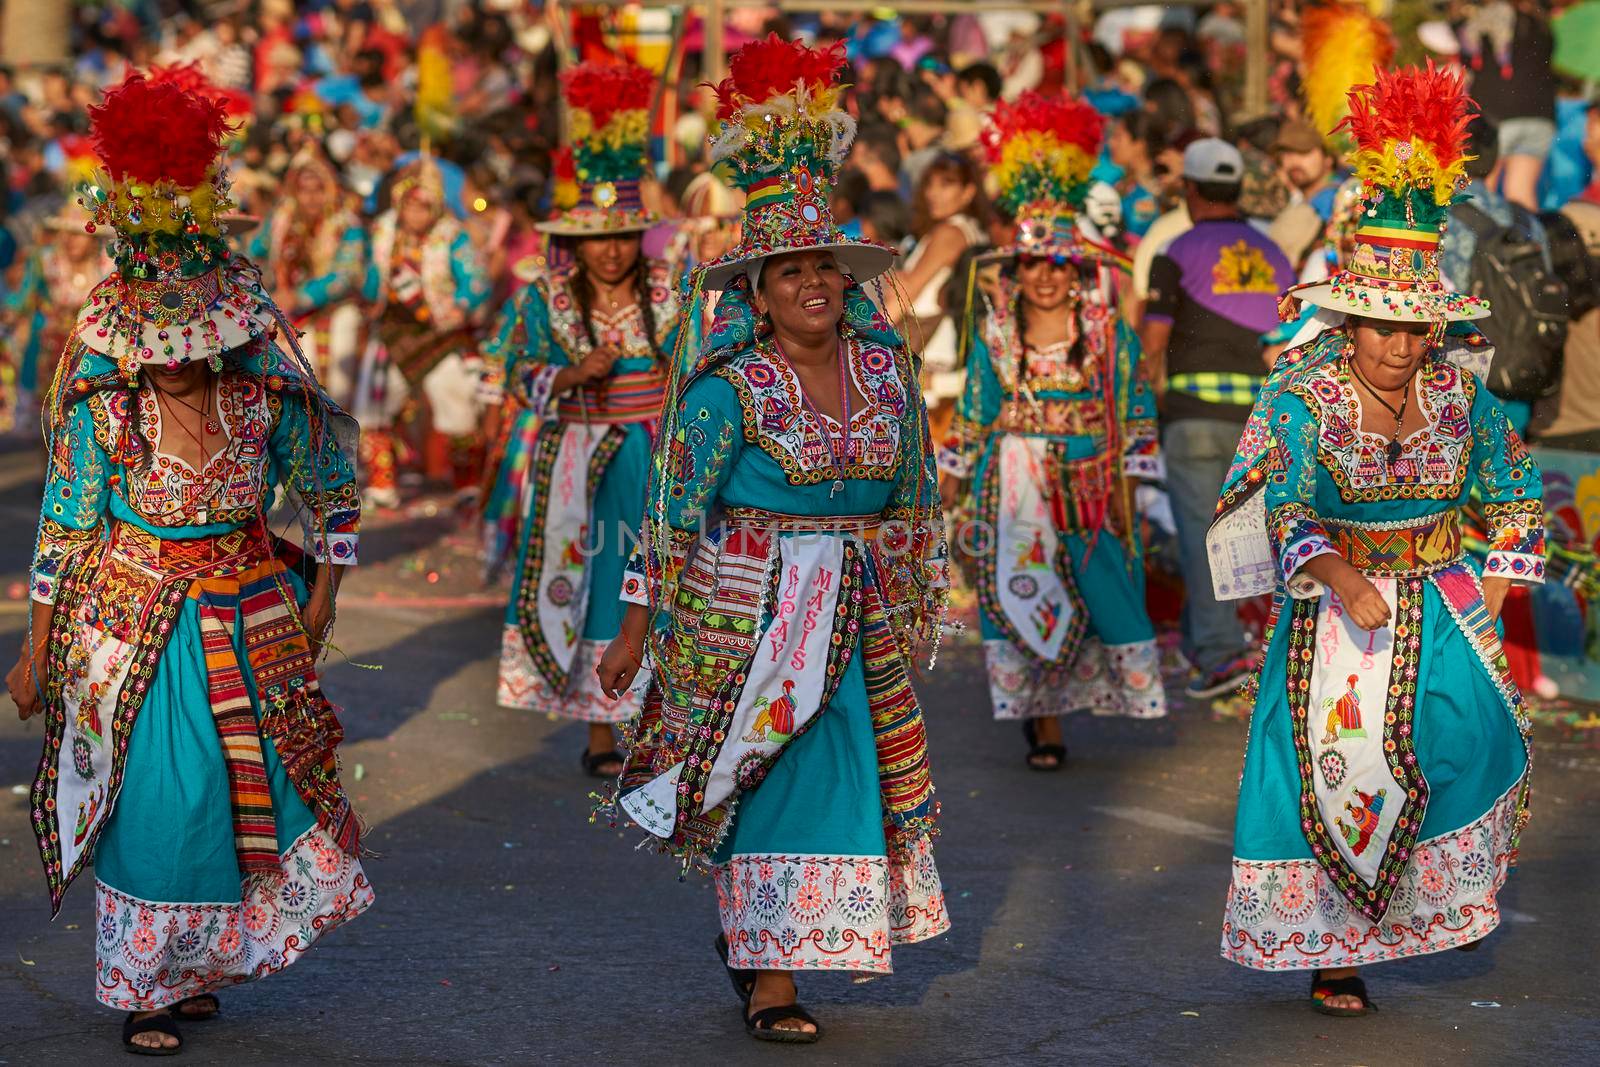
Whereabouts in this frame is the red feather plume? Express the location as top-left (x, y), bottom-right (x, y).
top-left (1336, 61), bottom-right (1475, 169)
top-left (712, 34), bottom-right (847, 121)
top-left (560, 60), bottom-right (655, 129)
top-left (149, 63), bottom-right (252, 121)
top-left (983, 90), bottom-right (1104, 161)
top-left (90, 73), bottom-right (230, 187)
top-left (552, 146), bottom-right (576, 183)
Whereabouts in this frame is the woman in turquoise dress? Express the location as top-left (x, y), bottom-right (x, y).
top-left (595, 39), bottom-right (949, 1044)
top-left (1206, 66), bottom-right (1544, 1016)
top-left (483, 58), bottom-right (681, 776)
top-left (938, 91), bottom-right (1166, 772)
top-left (6, 75), bottom-right (369, 1054)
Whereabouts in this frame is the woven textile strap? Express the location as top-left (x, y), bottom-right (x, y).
top-left (1327, 512), bottom-right (1462, 577)
top-left (555, 368), bottom-right (666, 423)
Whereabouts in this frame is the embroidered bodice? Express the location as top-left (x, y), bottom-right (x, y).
top-left (30, 353), bottom-right (361, 605)
top-left (713, 334), bottom-right (906, 486)
top-left (490, 260), bottom-right (683, 414)
top-left (939, 272), bottom-right (1159, 479)
top-left (1262, 354), bottom-right (1544, 590)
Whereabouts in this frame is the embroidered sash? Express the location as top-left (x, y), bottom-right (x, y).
top-left (512, 421), bottom-right (624, 691)
top-left (976, 434), bottom-right (1087, 667)
top-left (1286, 577), bottom-right (1428, 922)
top-left (32, 523), bottom-right (357, 914)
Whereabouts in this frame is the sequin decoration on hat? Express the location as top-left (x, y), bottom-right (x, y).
top-left (72, 70), bottom-right (276, 379)
top-left (1285, 62), bottom-right (1489, 324)
top-left (536, 59), bottom-right (657, 236)
top-left (696, 34), bottom-right (895, 290)
top-left (981, 90), bottom-right (1125, 268)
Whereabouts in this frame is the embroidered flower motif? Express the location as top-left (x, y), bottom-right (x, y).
top-left (216, 926), bottom-right (241, 954)
top-left (129, 927), bottom-right (158, 955)
top-left (794, 883), bottom-right (823, 913)
top-left (242, 904), bottom-right (269, 933)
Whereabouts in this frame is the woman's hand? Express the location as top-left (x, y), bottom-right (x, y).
top-left (597, 603), bottom-right (650, 699)
top-left (554, 345), bottom-right (622, 393)
top-left (302, 590), bottom-right (334, 654)
top-left (7, 642), bottom-right (47, 721)
top-left (1303, 553), bottom-right (1390, 630)
top-left (1481, 575), bottom-right (1512, 623)
top-left (1333, 572), bottom-right (1391, 631)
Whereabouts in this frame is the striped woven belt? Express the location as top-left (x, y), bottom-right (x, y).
top-left (1167, 371), bottom-right (1264, 406)
top-left (1327, 511), bottom-right (1462, 577)
top-left (556, 369), bottom-right (665, 424)
top-left (723, 507), bottom-right (882, 536)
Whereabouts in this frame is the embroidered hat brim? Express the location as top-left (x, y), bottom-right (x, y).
top-left (698, 238), bottom-right (896, 291)
top-left (1288, 276), bottom-right (1490, 323)
top-left (73, 257), bottom-right (277, 365)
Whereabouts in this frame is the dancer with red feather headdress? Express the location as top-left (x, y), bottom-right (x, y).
top-left (594, 36), bottom-right (948, 1044)
top-left (7, 72), bottom-right (371, 1053)
top-left (1208, 64), bottom-right (1541, 1017)
top-left (938, 90), bottom-right (1167, 771)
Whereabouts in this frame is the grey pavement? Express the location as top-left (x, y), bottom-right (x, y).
top-left (0, 439), bottom-right (1597, 1066)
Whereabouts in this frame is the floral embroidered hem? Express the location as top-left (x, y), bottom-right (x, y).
top-left (715, 838), bottom-right (950, 974)
top-left (95, 826), bottom-right (374, 1010)
top-left (1220, 783), bottom-right (1519, 971)
top-left (497, 628), bottom-right (642, 722)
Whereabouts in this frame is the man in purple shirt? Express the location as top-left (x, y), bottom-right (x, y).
top-left (1140, 139), bottom-right (1295, 699)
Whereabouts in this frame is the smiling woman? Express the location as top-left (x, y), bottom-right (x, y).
top-left (937, 90), bottom-right (1168, 772)
top-left (591, 36), bottom-right (948, 1046)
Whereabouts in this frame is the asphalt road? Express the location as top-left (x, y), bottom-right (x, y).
top-left (0, 438), bottom-right (1596, 1066)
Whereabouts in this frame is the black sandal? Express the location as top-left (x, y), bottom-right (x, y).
top-left (171, 994), bottom-right (219, 1021)
top-left (745, 1002), bottom-right (822, 1044)
top-left (1310, 972), bottom-right (1377, 1017)
top-left (580, 748), bottom-right (624, 779)
top-left (715, 934), bottom-right (756, 1005)
top-left (122, 1011), bottom-right (182, 1056)
top-left (1022, 720), bottom-right (1066, 772)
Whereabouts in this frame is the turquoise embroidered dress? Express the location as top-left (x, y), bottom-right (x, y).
top-left (614, 285), bottom-right (950, 973)
top-left (1208, 327), bottom-right (1543, 970)
top-left (28, 341), bottom-right (371, 1010)
top-left (938, 270), bottom-right (1167, 720)
top-left (487, 260), bottom-right (681, 721)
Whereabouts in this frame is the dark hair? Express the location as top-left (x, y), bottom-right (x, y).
top-left (862, 190), bottom-right (913, 248)
top-left (1465, 115), bottom-right (1499, 179)
top-left (569, 241), bottom-right (660, 362)
top-left (1192, 179), bottom-right (1243, 204)
top-left (908, 84), bottom-right (948, 129)
top-left (955, 62), bottom-right (1002, 102)
top-left (1143, 77), bottom-right (1194, 132)
top-left (664, 165), bottom-right (697, 208)
top-left (855, 122), bottom-right (902, 175)
top-left (911, 152), bottom-right (991, 236)
top-left (831, 166), bottom-right (871, 220)
top-left (1116, 110), bottom-right (1169, 163)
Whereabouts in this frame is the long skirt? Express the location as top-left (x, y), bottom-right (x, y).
top-left (497, 419), bottom-right (650, 722)
top-left (711, 651), bottom-right (949, 974)
top-left (1221, 574), bottom-right (1527, 970)
top-left (92, 589), bottom-right (372, 1010)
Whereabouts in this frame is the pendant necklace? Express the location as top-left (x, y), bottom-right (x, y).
top-left (1347, 359), bottom-right (1411, 463)
top-left (778, 337), bottom-right (852, 498)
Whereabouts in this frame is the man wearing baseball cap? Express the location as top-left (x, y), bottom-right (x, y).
top-left (1139, 138), bottom-right (1294, 701)
top-left (1268, 119), bottom-right (1342, 273)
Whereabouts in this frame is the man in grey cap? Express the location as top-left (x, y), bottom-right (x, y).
top-left (1140, 138), bottom-right (1295, 700)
